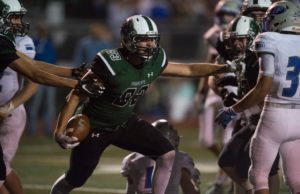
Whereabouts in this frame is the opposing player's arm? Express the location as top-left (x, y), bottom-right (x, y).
top-left (232, 53), bottom-right (274, 113)
top-left (180, 168), bottom-right (200, 194)
top-left (161, 62), bottom-right (228, 77)
top-left (9, 52), bottom-right (77, 88)
top-left (17, 51), bottom-right (73, 77)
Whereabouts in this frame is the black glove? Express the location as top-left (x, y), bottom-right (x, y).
top-left (72, 62), bottom-right (91, 80)
top-left (75, 75), bottom-right (105, 98)
top-left (220, 88), bottom-right (239, 107)
top-left (223, 92), bottom-right (239, 107)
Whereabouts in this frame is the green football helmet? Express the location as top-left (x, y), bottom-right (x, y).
top-left (241, 0), bottom-right (272, 15)
top-left (263, 0), bottom-right (300, 33)
top-left (120, 15), bottom-right (160, 61)
top-left (0, 0), bottom-right (29, 39)
top-left (152, 119), bottom-right (180, 148)
top-left (223, 16), bottom-right (259, 54)
top-left (224, 16), bottom-right (259, 40)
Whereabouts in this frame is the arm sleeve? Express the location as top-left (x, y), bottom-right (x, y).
top-left (258, 53), bottom-right (275, 77)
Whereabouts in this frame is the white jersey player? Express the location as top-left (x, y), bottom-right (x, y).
top-left (216, 1), bottom-right (300, 194)
top-left (120, 119), bottom-right (200, 194)
top-left (0, 35), bottom-right (38, 194)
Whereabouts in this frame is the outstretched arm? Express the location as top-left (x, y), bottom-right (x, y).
top-left (161, 62), bottom-right (228, 78)
top-left (9, 55), bottom-right (78, 88)
top-left (17, 51), bottom-right (73, 77)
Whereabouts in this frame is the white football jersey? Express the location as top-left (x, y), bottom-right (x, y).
top-left (254, 32), bottom-right (300, 103)
top-left (120, 151), bottom-right (199, 194)
top-left (0, 35), bottom-right (36, 105)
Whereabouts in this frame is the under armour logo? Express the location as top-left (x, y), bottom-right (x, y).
top-left (147, 72), bottom-right (153, 78)
top-left (91, 133), bottom-right (100, 138)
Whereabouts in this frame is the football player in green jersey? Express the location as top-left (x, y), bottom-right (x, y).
top-left (50, 15), bottom-right (237, 194)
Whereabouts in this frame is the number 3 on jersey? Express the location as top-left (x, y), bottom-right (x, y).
top-left (282, 56), bottom-right (300, 98)
top-left (113, 85), bottom-right (149, 107)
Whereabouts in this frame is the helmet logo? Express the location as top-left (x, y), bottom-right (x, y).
top-left (269, 5), bottom-right (285, 16)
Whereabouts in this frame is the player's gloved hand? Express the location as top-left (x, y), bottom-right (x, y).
top-left (75, 75), bottom-right (105, 98)
top-left (215, 107), bottom-right (237, 128)
top-left (226, 59), bottom-right (246, 74)
top-left (223, 92), bottom-right (239, 107)
top-left (220, 89), bottom-right (239, 107)
top-left (55, 132), bottom-right (80, 149)
top-left (72, 62), bottom-right (91, 80)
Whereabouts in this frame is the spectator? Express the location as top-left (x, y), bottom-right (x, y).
top-left (72, 22), bottom-right (113, 67)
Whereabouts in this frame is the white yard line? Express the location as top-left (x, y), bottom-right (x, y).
top-left (93, 161), bottom-right (218, 174)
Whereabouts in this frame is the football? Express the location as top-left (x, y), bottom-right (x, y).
top-left (65, 114), bottom-right (91, 142)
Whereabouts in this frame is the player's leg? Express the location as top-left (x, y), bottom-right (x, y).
top-left (249, 108), bottom-right (285, 194)
top-left (279, 138), bottom-right (300, 193)
top-left (113, 116), bottom-right (175, 194)
top-left (0, 106), bottom-right (26, 194)
top-left (219, 123), bottom-right (254, 193)
top-left (51, 129), bottom-right (116, 194)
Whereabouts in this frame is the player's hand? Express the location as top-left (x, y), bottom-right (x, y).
top-left (0, 101), bottom-right (14, 119)
top-left (72, 62), bottom-right (91, 80)
top-left (215, 107), bottom-right (237, 128)
top-left (220, 89), bottom-right (239, 107)
top-left (54, 132), bottom-right (80, 149)
top-left (226, 59), bottom-right (246, 74)
top-left (75, 75), bottom-right (105, 98)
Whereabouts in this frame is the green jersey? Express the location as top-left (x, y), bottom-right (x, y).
top-left (82, 48), bottom-right (167, 130)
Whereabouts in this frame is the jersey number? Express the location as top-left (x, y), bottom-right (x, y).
top-left (282, 56), bottom-right (300, 97)
top-left (113, 85), bottom-right (149, 107)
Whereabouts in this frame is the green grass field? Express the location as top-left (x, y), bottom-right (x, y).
top-left (13, 126), bottom-right (289, 194)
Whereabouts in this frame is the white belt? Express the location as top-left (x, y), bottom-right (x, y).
top-left (265, 102), bottom-right (300, 109)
